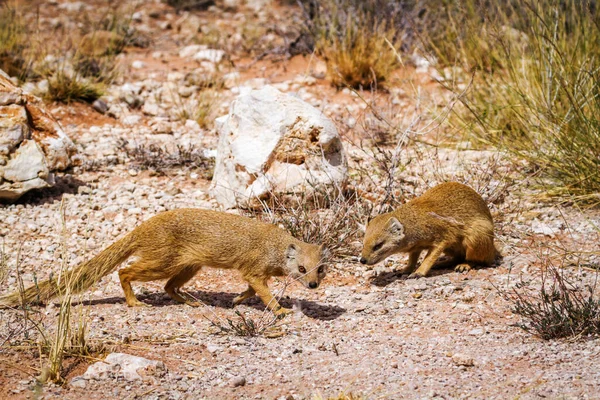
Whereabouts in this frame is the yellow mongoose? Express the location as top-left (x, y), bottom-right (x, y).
top-left (0, 209), bottom-right (329, 315)
top-left (360, 182), bottom-right (498, 278)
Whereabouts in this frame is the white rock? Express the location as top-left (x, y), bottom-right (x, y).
top-left (179, 45), bottom-right (207, 58)
top-left (0, 73), bottom-right (77, 200)
top-left (531, 218), bottom-right (555, 237)
top-left (82, 353), bottom-right (165, 382)
top-left (192, 49), bottom-right (226, 64)
top-left (131, 60), bottom-right (145, 69)
top-left (122, 115), bottom-right (142, 126)
top-left (1, 140), bottom-right (49, 181)
top-left (210, 86), bottom-right (347, 209)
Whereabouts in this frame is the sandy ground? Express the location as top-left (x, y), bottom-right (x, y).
top-left (1, 1), bottom-right (600, 399)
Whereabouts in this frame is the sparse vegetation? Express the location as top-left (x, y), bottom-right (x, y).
top-left (208, 310), bottom-right (283, 337)
top-left (300, 0), bottom-right (402, 88)
top-left (0, 2), bottom-right (36, 81)
top-left (44, 68), bottom-right (105, 103)
top-left (507, 258), bottom-right (600, 340)
top-left (434, 0), bottom-right (600, 202)
top-left (117, 139), bottom-right (215, 178)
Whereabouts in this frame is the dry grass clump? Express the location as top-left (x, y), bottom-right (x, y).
top-left (0, 3), bottom-right (140, 103)
top-left (506, 255), bottom-right (600, 340)
top-left (172, 88), bottom-right (220, 129)
top-left (436, 0), bottom-right (600, 203)
top-left (43, 68), bottom-right (105, 103)
top-left (117, 139), bottom-right (215, 178)
top-left (0, 203), bottom-right (95, 384)
top-left (0, 2), bottom-right (36, 81)
top-left (208, 310), bottom-right (282, 337)
top-left (246, 189), bottom-right (370, 260)
top-left (300, 0), bottom-right (401, 88)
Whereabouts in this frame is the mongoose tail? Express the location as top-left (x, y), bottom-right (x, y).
top-left (0, 232), bottom-right (137, 308)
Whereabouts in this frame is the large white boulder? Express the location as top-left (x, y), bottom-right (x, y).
top-left (0, 70), bottom-right (78, 201)
top-left (210, 86), bottom-right (347, 209)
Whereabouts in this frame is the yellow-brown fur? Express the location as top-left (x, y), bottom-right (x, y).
top-left (0, 209), bottom-right (328, 315)
top-left (360, 182), bottom-right (499, 278)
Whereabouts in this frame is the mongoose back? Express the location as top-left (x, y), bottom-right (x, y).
top-left (360, 182), bottom-right (498, 278)
top-left (0, 209), bottom-right (329, 315)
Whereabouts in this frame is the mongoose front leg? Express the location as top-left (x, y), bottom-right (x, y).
top-left (405, 250), bottom-right (422, 274)
top-left (232, 285), bottom-right (256, 306)
top-left (245, 277), bottom-right (292, 316)
top-left (408, 244), bottom-right (446, 279)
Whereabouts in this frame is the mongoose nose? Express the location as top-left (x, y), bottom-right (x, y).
top-left (308, 281), bottom-right (318, 289)
top-left (360, 257), bottom-right (367, 264)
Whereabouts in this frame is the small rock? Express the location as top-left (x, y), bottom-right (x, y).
top-left (70, 377), bottom-right (87, 388)
top-left (122, 115), bottom-right (142, 126)
top-left (92, 99), bottom-right (108, 114)
top-left (230, 376), bottom-right (246, 387)
top-left (468, 328), bottom-right (484, 336)
top-left (206, 344), bottom-right (222, 354)
top-left (193, 49), bottom-right (226, 64)
top-left (452, 353), bottom-right (474, 367)
top-left (131, 60), bottom-right (145, 69)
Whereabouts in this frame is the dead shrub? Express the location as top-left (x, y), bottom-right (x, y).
top-left (117, 139), bottom-right (215, 178)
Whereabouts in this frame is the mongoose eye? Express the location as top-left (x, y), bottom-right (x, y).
top-left (317, 266), bottom-right (324, 274)
top-left (373, 242), bottom-right (384, 251)
top-left (299, 266), bottom-right (306, 274)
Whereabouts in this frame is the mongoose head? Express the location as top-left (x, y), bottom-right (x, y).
top-left (285, 243), bottom-right (329, 289)
top-left (360, 215), bottom-right (405, 266)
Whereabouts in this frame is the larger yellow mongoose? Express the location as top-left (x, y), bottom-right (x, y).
top-left (360, 182), bottom-right (498, 278)
top-left (0, 209), bottom-right (329, 315)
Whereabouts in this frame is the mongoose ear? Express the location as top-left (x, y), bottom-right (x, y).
top-left (386, 217), bottom-right (404, 236)
top-left (286, 243), bottom-right (299, 260)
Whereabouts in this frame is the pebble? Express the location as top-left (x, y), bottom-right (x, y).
top-left (230, 376), bottom-right (246, 387)
top-left (452, 353), bottom-right (475, 367)
top-left (92, 99), bottom-right (109, 114)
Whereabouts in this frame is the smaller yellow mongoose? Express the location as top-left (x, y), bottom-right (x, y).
top-left (360, 182), bottom-right (498, 278)
top-left (0, 209), bottom-right (329, 315)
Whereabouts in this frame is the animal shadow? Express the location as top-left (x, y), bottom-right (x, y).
top-left (79, 290), bottom-right (346, 320)
top-left (369, 258), bottom-right (500, 287)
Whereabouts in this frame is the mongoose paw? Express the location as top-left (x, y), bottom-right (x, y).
top-left (185, 300), bottom-right (202, 307)
top-left (455, 263), bottom-right (472, 273)
top-left (232, 296), bottom-right (244, 306)
top-left (407, 272), bottom-right (424, 279)
top-left (127, 299), bottom-right (152, 307)
top-left (274, 307), bottom-right (293, 317)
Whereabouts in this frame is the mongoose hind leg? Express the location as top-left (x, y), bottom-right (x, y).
top-left (455, 238), bottom-right (495, 273)
top-left (232, 285), bottom-right (256, 306)
top-left (119, 259), bottom-right (169, 307)
top-left (164, 265), bottom-right (202, 307)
